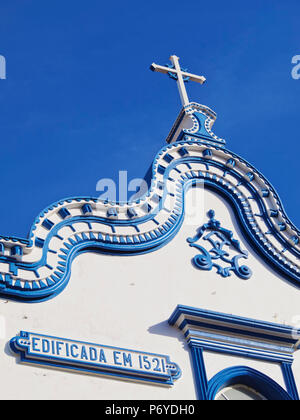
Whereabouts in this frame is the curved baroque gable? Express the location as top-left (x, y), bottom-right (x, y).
top-left (0, 103), bottom-right (299, 301)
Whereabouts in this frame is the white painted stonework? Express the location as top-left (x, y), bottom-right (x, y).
top-left (1, 186), bottom-right (299, 399)
top-left (0, 64), bottom-right (299, 399)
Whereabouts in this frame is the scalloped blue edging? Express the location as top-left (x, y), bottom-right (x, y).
top-left (0, 104), bottom-right (299, 302)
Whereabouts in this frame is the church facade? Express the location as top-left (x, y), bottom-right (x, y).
top-left (1, 56), bottom-right (300, 400)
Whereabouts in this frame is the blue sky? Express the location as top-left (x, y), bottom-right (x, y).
top-left (0, 0), bottom-right (299, 238)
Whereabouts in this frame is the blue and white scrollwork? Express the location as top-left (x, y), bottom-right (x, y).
top-left (187, 210), bottom-right (252, 280)
top-left (0, 102), bottom-right (298, 301)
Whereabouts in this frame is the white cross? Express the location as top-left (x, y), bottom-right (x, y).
top-left (150, 55), bottom-right (206, 107)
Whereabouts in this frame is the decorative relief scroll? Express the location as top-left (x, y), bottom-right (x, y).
top-left (187, 210), bottom-right (252, 280)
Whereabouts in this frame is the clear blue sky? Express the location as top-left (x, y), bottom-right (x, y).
top-left (0, 0), bottom-right (299, 238)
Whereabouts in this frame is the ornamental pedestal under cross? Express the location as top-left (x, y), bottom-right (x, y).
top-left (150, 55), bottom-right (206, 107)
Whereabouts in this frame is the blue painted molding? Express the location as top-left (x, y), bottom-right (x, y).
top-left (189, 346), bottom-right (209, 400)
top-left (166, 103), bottom-right (226, 146)
top-left (169, 305), bottom-right (300, 348)
top-left (281, 362), bottom-right (299, 400)
top-left (169, 305), bottom-right (299, 400)
top-left (0, 103), bottom-right (299, 301)
top-left (169, 305), bottom-right (300, 368)
top-left (10, 331), bottom-right (181, 386)
top-left (207, 366), bottom-right (293, 400)
top-left (187, 209), bottom-right (252, 279)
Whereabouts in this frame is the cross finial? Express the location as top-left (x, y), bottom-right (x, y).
top-left (150, 55), bottom-right (206, 107)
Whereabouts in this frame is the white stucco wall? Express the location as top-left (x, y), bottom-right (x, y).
top-left (0, 187), bottom-right (299, 399)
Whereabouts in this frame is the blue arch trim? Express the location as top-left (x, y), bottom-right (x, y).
top-left (207, 366), bottom-right (293, 400)
top-left (0, 137), bottom-right (299, 302)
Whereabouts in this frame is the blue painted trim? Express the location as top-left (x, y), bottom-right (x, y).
top-left (169, 305), bottom-right (299, 399)
top-left (207, 366), bottom-right (293, 400)
top-left (188, 337), bottom-right (293, 364)
top-left (0, 128), bottom-right (299, 301)
top-left (182, 109), bottom-right (226, 146)
top-left (181, 319), bottom-right (296, 347)
top-left (166, 102), bottom-right (225, 146)
top-left (189, 345), bottom-right (208, 400)
top-left (187, 209), bottom-right (252, 280)
top-left (281, 362), bottom-right (299, 400)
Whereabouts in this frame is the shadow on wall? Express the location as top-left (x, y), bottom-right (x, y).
top-left (148, 320), bottom-right (188, 349)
